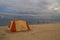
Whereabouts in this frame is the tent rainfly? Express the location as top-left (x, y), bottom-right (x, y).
top-left (8, 20), bottom-right (30, 32)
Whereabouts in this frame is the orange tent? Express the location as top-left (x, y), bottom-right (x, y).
top-left (8, 20), bottom-right (30, 32)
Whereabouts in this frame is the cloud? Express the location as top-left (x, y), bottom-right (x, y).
top-left (0, 0), bottom-right (60, 19)
top-left (0, 0), bottom-right (52, 12)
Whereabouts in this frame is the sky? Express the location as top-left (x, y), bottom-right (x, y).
top-left (0, 0), bottom-right (60, 18)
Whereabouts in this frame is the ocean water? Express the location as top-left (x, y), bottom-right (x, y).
top-left (0, 18), bottom-right (60, 26)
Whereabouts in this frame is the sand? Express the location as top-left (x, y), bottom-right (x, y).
top-left (0, 23), bottom-right (60, 40)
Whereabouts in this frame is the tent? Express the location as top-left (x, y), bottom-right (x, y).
top-left (8, 20), bottom-right (30, 32)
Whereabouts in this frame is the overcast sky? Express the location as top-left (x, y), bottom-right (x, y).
top-left (0, 0), bottom-right (60, 18)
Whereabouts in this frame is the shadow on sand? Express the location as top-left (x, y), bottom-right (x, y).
top-left (5, 29), bottom-right (30, 34)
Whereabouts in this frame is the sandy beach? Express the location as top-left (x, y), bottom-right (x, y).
top-left (0, 23), bottom-right (60, 40)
